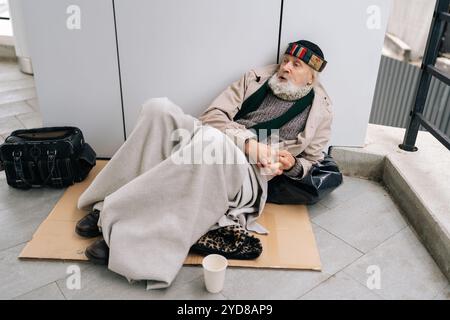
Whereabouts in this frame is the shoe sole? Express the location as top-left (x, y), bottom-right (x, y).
top-left (85, 248), bottom-right (108, 265)
top-left (75, 226), bottom-right (102, 238)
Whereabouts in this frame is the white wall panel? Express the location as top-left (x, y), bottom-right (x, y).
top-left (21, 0), bottom-right (125, 157)
top-left (115, 0), bottom-right (281, 136)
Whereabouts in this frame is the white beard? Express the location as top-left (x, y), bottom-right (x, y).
top-left (268, 73), bottom-right (313, 101)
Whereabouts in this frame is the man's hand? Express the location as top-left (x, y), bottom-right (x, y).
top-left (245, 139), bottom-right (278, 167)
top-left (278, 149), bottom-right (296, 171)
top-left (245, 140), bottom-right (302, 176)
top-left (264, 162), bottom-right (283, 176)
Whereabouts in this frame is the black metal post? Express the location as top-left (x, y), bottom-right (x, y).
top-left (399, 0), bottom-right (450, 151)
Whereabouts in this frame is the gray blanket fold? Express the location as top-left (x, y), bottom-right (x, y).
top-left (77, 97), bottom-right (268, 289)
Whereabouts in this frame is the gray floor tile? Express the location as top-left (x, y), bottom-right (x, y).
top-left (0, 100), bottom-right (34, 118)
top-left (26, 98), bottom-right (39, 111)
top-left (0, 115), bottom-right (24, 136)
top-left (0, 181), bottom-right (65, 212)
top-left (0, 172), bottom-right (65, 212)
top-left (320, 176), bottom-right (381, 210)
top-left (0, 46), bottom-right (15, 59)
top-left (149, 269), bottom-right (227, 300)
top-left (170, 265), bottom-right (205, 286)
top-left (56, 263), bottom-right (154, 300)
top-left (313, 186), bottom-right (408, 253)
top-left (0, 244), bottom-right (72, 299)
top-left (0, 173), bottom-right (66, 251)
top-left (0, 61), bottom-right (31, 83)
top-left (0, 71), bottom-right (31, 83)
top-left (150, 280), bottom-right (227, 300)
top-left (299, 271), bottom-right (382, 300)
top-left (57, 263), bottom-right (200, 300)
top-left (0, 78), bottom-right (34, 93)
top-left (0, 214), bottom-right (53, 252)
top-left (220, 267), bottom-right (329, 300)
top-left (13, 282), bottom-right (66, 300)
top-left (0, 60), bottom-right (20, 74)
top-left (16, 111), bottom-right (43, 129)
top-left (57, 263), bottom-right (226, 300)
top-left (343, 228), bottom-right (449, 300)
top-left (307, 202), bottom-right (329, 220)
top-left (433, 284), bottom-right (450, 300)
top-left (0, 87), bottom-right (36, 105)
top-left (312, 223), bottom-right (363, 275)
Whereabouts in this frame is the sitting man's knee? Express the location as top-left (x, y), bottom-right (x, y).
top-left (140, 97), bottom-right (180, 118)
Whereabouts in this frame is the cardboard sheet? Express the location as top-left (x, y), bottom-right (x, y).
top-left (20, 160), bottom-right (322, 271)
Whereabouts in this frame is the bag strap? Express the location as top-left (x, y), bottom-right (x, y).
top-left (13, 150), bottom-right (58, 188)
top-left (47, 150), bottom-right (63, 187)
top-left (13, 151), bottom-right (28, 188)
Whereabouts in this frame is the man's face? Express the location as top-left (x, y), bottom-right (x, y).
top-left (277, 54), bottom-right (313, 87)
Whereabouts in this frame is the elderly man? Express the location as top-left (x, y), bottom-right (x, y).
top-left (199, 39), bottom-right (332, 180)
top-left (75, 39), bottom-right (332, 289)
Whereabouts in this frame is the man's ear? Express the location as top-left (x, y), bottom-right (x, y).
top-left (308, 70), bottom-right (315, 85)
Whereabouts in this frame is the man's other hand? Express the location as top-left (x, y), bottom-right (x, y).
top-left (278, 149), bottom-right (296, 171)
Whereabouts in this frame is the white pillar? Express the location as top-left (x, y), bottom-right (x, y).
top-left (8, 0), bottom-right (33, 74)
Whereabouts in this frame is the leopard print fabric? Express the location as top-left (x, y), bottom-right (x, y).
top-left (190, 225), bottom-right (262, 260)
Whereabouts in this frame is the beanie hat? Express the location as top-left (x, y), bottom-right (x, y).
top-left (285, 40), bottom-right (327, 72)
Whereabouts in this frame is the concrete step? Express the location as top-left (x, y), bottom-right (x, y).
top-left (331, 124), bottom-right (450, 282)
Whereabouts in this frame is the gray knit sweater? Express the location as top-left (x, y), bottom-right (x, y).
top-left (235, 92), bottom-right (312, 177)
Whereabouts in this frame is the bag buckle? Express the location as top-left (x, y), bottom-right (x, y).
top-left (47, 150), bottom-right (57, 158)
top-left (12, 150), bottom-right (22, 159)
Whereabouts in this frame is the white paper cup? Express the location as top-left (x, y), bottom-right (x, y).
top-left (202, 254), bottom-right (228, 293)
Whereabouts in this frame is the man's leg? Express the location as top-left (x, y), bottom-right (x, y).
top-left (76, 97), bottom-right (202, 239)
top-left (97, 125), bottom-right (251, 286)
top-left (77, 97), bottom-right (202, 212)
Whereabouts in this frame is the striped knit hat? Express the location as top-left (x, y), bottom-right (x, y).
top-left (285, 40), bottom-right (327, 72)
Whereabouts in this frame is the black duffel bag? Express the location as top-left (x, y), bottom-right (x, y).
top-left (267, 153), bottom-right (343, 205)
top-left (0, 126), bottom-right (96, 189)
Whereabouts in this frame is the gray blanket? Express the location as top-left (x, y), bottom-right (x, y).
top-left (77, 97), bottom-right (269, 289)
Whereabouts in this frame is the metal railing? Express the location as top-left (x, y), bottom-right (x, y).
top-left (400, 0), bottom-right (450, 151)
top-left (369, 55), bottom-right (450, 137)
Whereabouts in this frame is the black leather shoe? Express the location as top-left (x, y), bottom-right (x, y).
top-left (85, 239), bottom-right (109, 265)
top-left (75, 209), bottom-right (101, 238)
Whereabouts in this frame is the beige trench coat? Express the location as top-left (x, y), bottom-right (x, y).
top-left (198, 64), bottom-right (333, 179)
